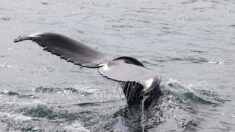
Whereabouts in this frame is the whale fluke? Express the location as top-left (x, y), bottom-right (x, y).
top-left (14, 32), bottom-right (161, 107)
top-left (14, 33), bottom-right (110, 68)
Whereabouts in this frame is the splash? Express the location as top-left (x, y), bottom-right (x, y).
top-left (113, 116), bottom-right (129, 132)
top-left (64, 121), bottom-right (90, 132)
top-left (162, 79), bottom-right (227, 106)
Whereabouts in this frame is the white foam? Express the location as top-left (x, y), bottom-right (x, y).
top-left (113, 116), bottom-right (129, 132)
top-left (0, 63), bottom-right (16, 68)
top-left (208, 59), bottom-right (224, 64)
top-left (0, 112), bottom-right (32, 121)
top-left (64, 121), bottom-right (90, 132)
top-left (230, 114), bottom-right (235, 118)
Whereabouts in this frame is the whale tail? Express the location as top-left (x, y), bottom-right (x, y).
top-left (14, 32), bottom-right (161, 108)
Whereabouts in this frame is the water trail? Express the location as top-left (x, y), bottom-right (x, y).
top-left (141, 95), bottom-right (148, 132)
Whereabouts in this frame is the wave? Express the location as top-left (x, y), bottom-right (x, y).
top-left (33, 86), bottom-right (95, 96)
top-left (161, 79), bottom-right (228, 106)
top-left (0, 90), bottom-right (37, 99)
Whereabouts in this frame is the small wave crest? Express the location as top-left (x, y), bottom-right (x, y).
top-left (0, 63), bottom-right (16, 68)
top-left (33, 87), bottom-right (95, 96)
top-left (0, 90), bottom-right (37, 99)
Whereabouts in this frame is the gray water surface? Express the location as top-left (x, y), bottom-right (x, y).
top-left (0, 0), bottom-right (235, 131)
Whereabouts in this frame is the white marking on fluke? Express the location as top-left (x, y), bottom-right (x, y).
top-left (144, 78), bottom-right (154, 88)
top-left (29, 33), bottom-right (42, 37)
top-left (100, 63), bottom-right (109, 71)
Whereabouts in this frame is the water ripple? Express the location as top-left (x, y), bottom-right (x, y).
top-left (18, 104), bottom-right (94, 121)
top-left (0, 17), bottom-right (11, 21)
top-left (169, 56), bottom-right (208, 64)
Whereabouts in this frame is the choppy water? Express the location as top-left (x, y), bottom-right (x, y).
top-left (0, 0), bottom-right (235, 131)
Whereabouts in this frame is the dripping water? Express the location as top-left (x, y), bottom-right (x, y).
top-left (141, 96), bottom-right (148, 132)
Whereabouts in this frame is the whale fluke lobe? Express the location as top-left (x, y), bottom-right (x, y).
top-left (14, 32), bottom-right (161, 108)
top-left (98, 59), bottom-right (158, 83)
top-left (14, 33), bottom-right (110, 68)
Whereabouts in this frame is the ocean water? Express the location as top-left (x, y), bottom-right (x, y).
top-left (0, 0), bottom-right (235, 131)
